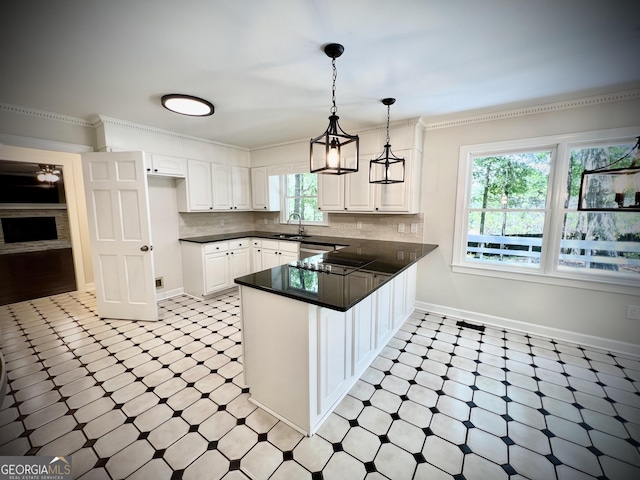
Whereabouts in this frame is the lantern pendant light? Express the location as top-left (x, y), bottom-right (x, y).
top-left (577, 136), bottom-right (640, 211)
top-left (369, 98), bottom-right (405, 184)
top-left (310, 43), bottom-right (359, 175)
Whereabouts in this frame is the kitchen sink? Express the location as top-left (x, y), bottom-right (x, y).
top-left (271, 233), bottom-right (311, 240)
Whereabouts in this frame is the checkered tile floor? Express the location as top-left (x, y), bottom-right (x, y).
top-left (1, 290), bottom-right (639, 479)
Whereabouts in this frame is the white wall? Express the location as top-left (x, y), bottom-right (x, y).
top-left (417, 93), bottom-right (640, 351)
top-left (148, 176), bottom-right (184, 298)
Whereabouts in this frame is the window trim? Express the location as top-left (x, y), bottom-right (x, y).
top-left (452, 126), bottom-right (640, 294)
top-left (279, 172), bottom-right (328, 226)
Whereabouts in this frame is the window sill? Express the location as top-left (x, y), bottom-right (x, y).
top-left (451, 263), bottom-right (640, 295)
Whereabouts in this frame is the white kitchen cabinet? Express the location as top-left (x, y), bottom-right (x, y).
top-left (261, 239), bottom-right (299, 269)
top-left (181, 238), bottom-right (251, 298)
top-left (344, 165), bottom-right (375, 212)
top-left (373, 149), bottom-right (421, 213)
top-left (205, 250), bottom-right (231, 292)
top-left (239, 262), bottom-right (417, 435)
top-left (229, 239), bottom-right (251, 279)
top-left (146, 153), bottom-right (186, 177)
top-left (317, 175), bottom-right (344, 212)
top-left (317, 148), bottom-right (422, 214)
top-left (211, 164), bottom-right (251, 211)
top-left (251, 238), bottom-right (263, 272)
top-left (251, 166), bottom-right (281, 211)
top-left (177, 159), bottom-right (213, 212)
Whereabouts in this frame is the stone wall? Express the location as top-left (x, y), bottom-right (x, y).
top-left (0, 207), bottom-right (71, 254)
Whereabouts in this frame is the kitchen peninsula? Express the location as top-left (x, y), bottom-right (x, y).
top-left (233, 236), bottom-right (437, 435)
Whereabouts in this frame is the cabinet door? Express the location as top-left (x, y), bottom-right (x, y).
top-left (187, 160), bottom-right (213, 211)
top-left (230, 248), bottom-right (251, 279)
top-left (317, 308), bottom-right (351, 413)
top-left (148, 154), bottom-right (186, 177)
top-left (345, 166), bottom-right (374, 212)
top-left (280, 251), bottom-right (298, 266)
top-left (261, 249), bottom-right (282, 269)
top-left (252, 247), bottom-right (263, 272)
top-left (318, 175), bottom-right (344, 212)
top-left (211, 163), bottom-right (233, 210)
top-left (352, 295), bottom-right (375, 376)
top-left (374, 149), bottom-right (413, 212)
top-left (204, 252), bottom-right (230, 293)
top-left (374, 282), bottom-right (393, 348)
top-left (232, 166), bottom-right (251, 210)
top-left (251, 167), bottom-right (280, 211)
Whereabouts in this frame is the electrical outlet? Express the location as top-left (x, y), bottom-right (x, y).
top-left (410, 223), bottom-right (418, 234)
top-left (155, 277), bottom-right (163, 289)
top-left (356, 221), bottom-right (362, 230)
top-left (263, 218), bottom-right (268, 225)
top-left (628, 305), bottom-right (640, 320)
top-left (219, 219), bottom-right (225, 226)
top-left (398, 223), bottom-right (405, 233)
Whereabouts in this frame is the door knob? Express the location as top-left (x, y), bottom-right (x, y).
top-left (140, 245), bottom-right (149, 252)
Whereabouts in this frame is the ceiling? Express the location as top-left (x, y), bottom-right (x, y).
top-left (2, 0), bottom-right (639, 150)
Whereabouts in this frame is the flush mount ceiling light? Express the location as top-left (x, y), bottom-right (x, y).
top-left (36, 164), bottom-right (61, 184)
top-left (577, 136), bottom-right (640, 212)
top-left (161, 94), bottom-right (214, 116)
top-left (369, 98), bottom-right (405, 184)
top-left (310, 43), bottom-right (359, 175)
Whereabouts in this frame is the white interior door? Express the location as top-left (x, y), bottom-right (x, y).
top-left (82, 151), bottom-right (158, 321)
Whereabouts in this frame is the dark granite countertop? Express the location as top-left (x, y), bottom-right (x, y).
top-left (238, 237), bottom-right (437, 312)
top-left (179, 230), bottom-right (350, 248)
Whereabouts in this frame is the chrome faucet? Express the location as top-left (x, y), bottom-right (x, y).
top-left (287, 212), bottom-right (305, 235)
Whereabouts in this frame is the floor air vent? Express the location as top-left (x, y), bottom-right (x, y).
top-left (456, 320), bottom-right (485, 332)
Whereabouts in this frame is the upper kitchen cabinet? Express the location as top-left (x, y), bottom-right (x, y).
top-left (177, 159), bottom-right (213, 211)
top-left (251, 166), bottom-right (281, 211)
top-left (318, 164), bottom-right (374, 212)
top-left (211, 164), bottom-right (251, 211)
top-left (145, 153), bottom-right (186, 177)
top-left (318, 148), bottom-right (422, 214)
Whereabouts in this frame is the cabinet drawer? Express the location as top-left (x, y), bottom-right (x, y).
top-left (261, 239), bottom-right (280, 250)
top-left (203, 242), bottom-right (229, 254)
top-left (229, 239), bottom-right (248, 250)
top-left (279, 241), bottom-right (299, 253)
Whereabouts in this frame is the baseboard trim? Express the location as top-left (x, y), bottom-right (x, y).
top-left (415, 301), bottom-right (640, 358)
top-left (156, 287), bottom-right (184, 301)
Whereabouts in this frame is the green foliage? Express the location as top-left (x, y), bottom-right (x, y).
top-left (470, 151), bottom-right (550, 210)
top-left (285, 173), bottom-right (323, 222)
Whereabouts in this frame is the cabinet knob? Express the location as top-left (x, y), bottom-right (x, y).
top-left (264, 206), bottom-right (267, 209)
top-left (154, 169), bottom-right (158, 172)
top-left (146, 168), bottom-right (151, 172)
top-left (210, 207), bottom-right (213, 210)
top-left (344, 207), bottom-right (347, 210)
top-left (231, 252), bottom-right (234, 255)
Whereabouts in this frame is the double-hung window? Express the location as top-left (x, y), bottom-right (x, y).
top-left (453, 127), bottom-right (640, 291)
top-left (280, 172), bottom-right (327, 225)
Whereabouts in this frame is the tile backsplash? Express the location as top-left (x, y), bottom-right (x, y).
top-left (179, 211), bottom-right (424, 242)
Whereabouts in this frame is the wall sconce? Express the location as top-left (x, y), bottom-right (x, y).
top-left (310, 43), bottom-right (359, 175)
top-left (578, 136), bottom-right (640, 212)
top-left (369, 98), bottom-right (405, 184)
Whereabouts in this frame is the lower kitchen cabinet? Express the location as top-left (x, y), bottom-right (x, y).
top-left (260, 239), bottom-right (299, 269)
top-left (239, 263), bottom-right (417, 435)
top-left (181, 238), bottom-right (251, 298)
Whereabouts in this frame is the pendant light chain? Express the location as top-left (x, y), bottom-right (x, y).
top-left (385, 103), bottom-right (391, 145)
top-left (330, 57), bottom-right (338, 115)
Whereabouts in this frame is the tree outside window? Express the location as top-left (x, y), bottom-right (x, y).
top-left (283, 173), bottom-right (325, 223)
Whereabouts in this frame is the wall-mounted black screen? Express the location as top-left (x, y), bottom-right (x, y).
top-left (1, 217), bottom-right (58, 243)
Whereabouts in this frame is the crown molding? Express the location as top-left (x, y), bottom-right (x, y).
top-left (94, 115), bottom-right (250, 151)
top-left (0, 103), bottom-right (93, 127)
top-left (424, 89), bottom-right (640, 131)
